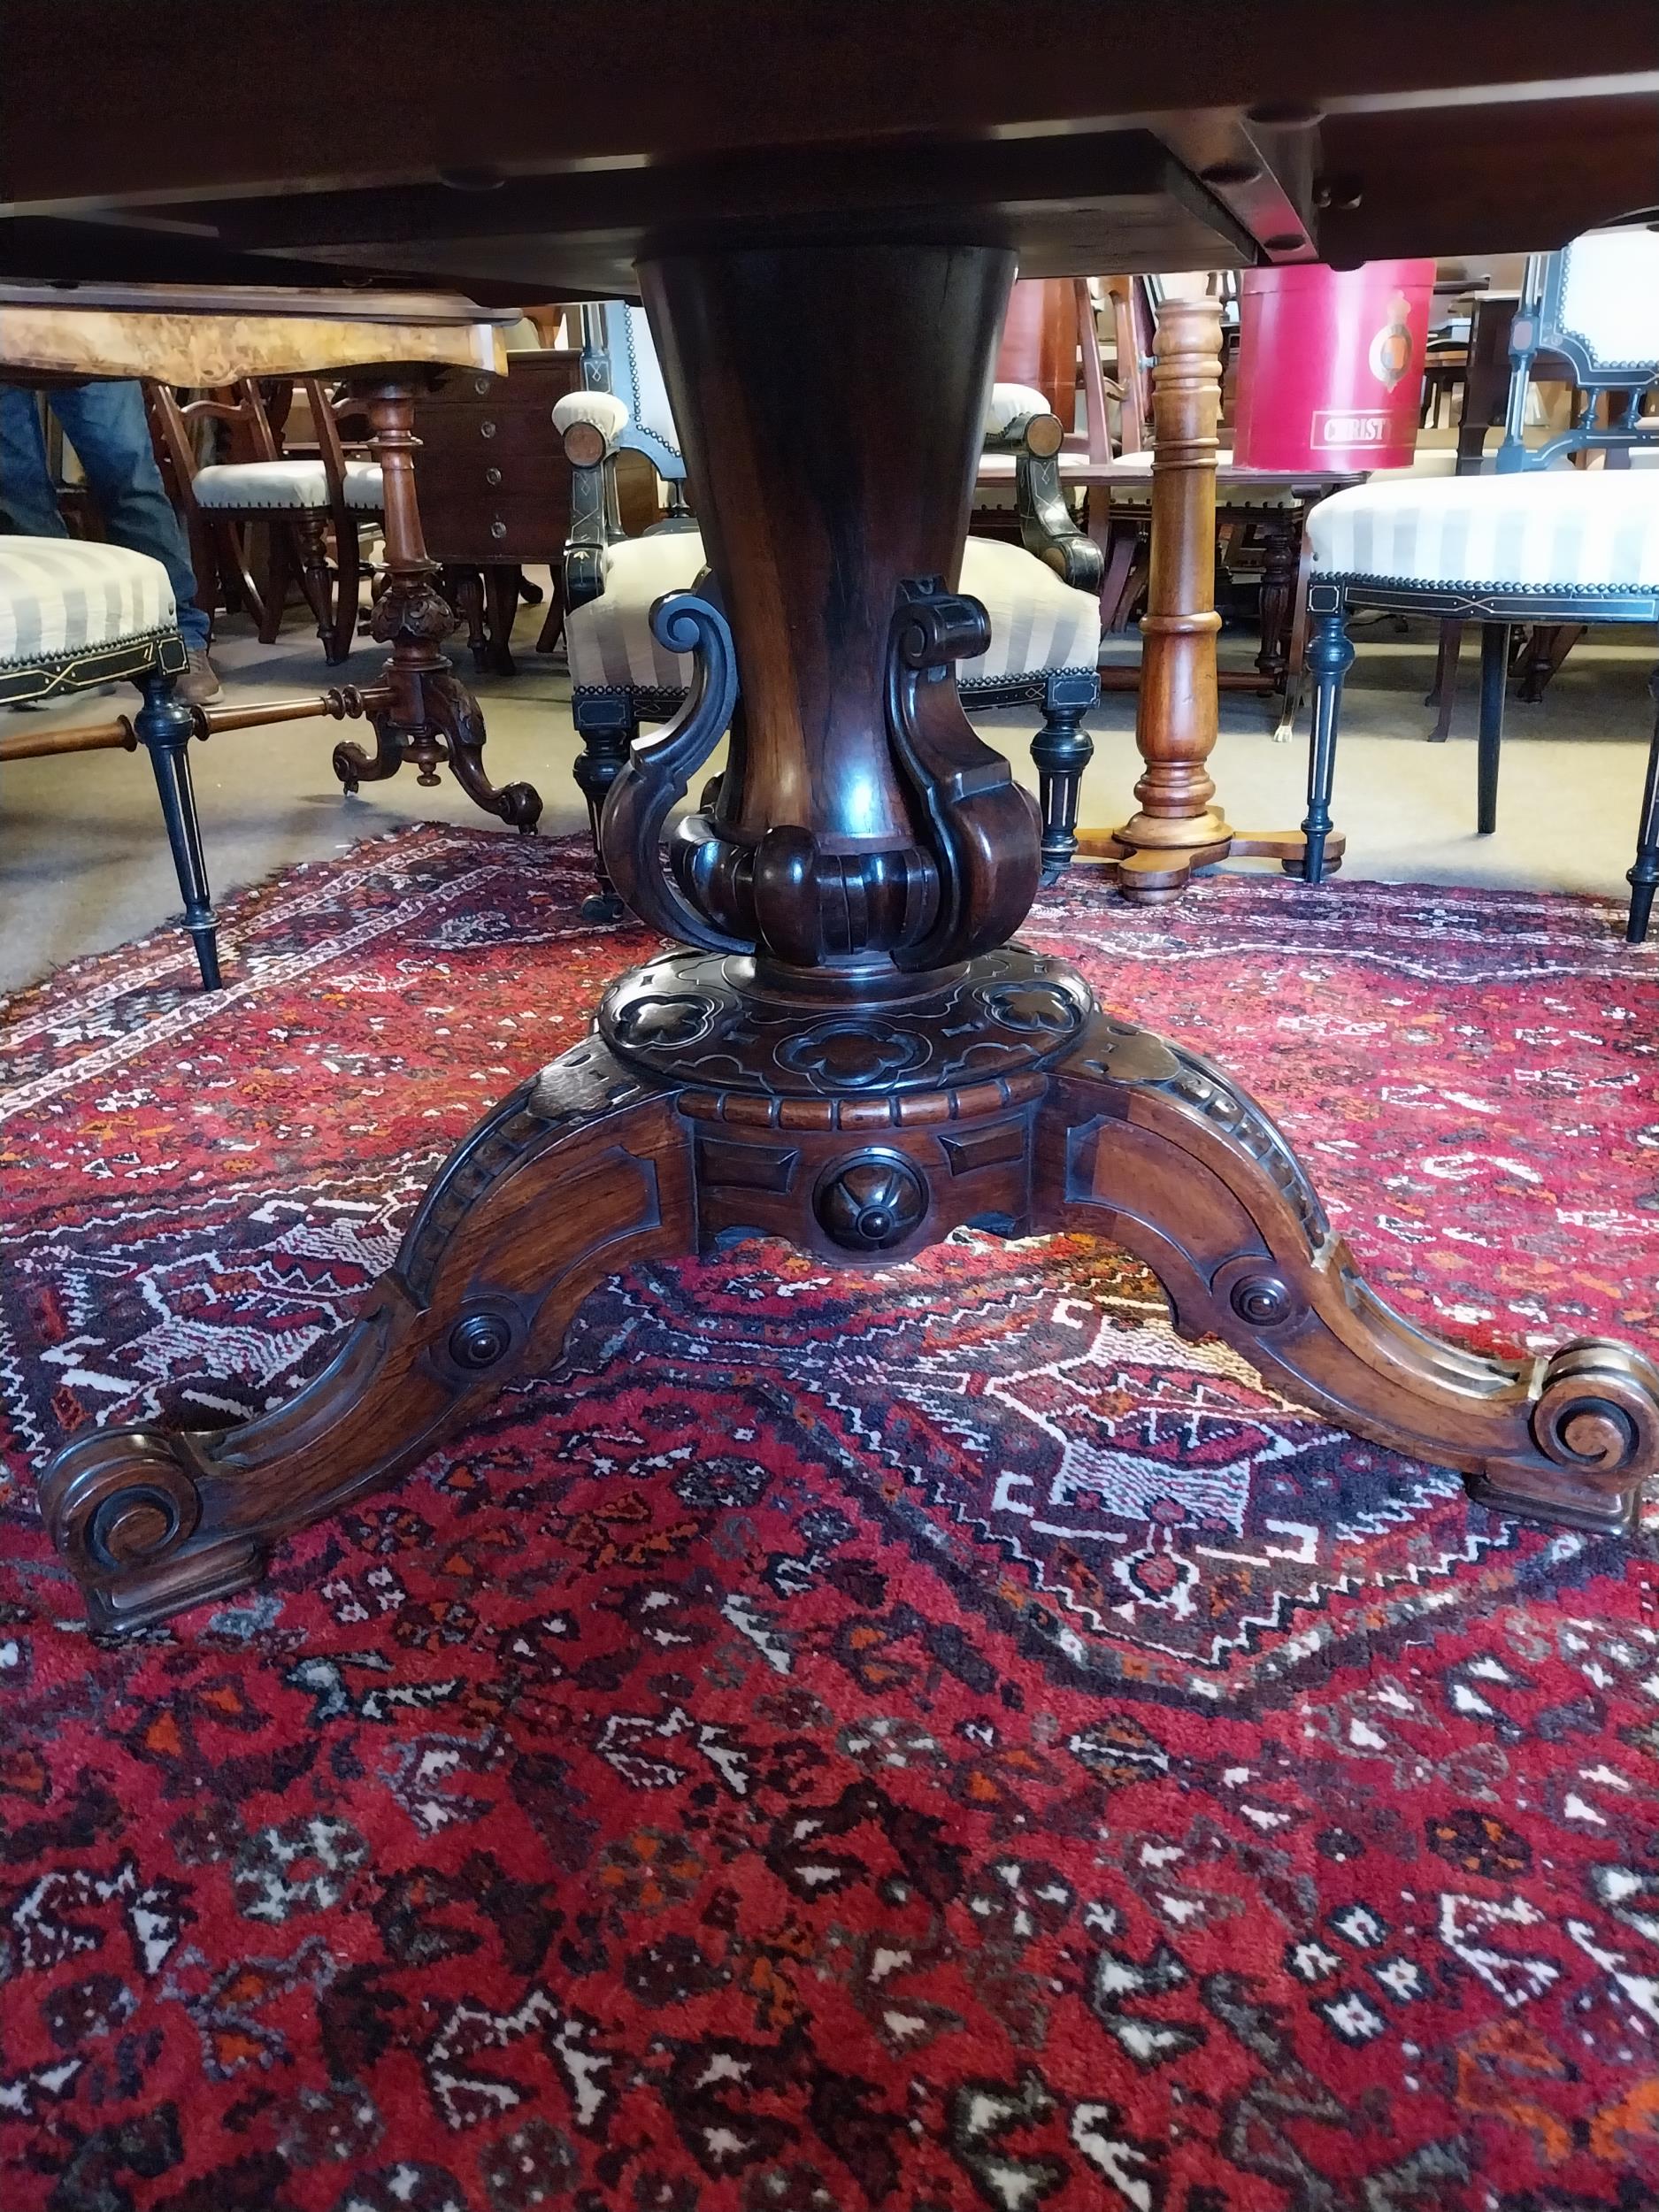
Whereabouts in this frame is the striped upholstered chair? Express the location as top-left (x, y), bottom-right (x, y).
top-left (1295, 467), bottom-right (1659, 941)
top-left (0, 536), bottom-right (222, 987)
top-left (550, 336), bottom-right (1102, 921)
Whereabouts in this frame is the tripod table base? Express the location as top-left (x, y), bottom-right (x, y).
top-left (39, 958), bottom-right (1657, 1632)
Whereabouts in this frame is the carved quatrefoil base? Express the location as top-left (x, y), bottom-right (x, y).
top-left (597, 946), bottom-right (1094, 1097)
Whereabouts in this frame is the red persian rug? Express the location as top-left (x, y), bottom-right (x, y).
top-left (2, 825), bottom-right (1657, 2212)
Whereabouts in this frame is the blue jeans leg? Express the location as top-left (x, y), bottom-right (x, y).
top-left (0, 380), bottom-right (211, 652)
top-left (0, 385), bottom-right (69, 537)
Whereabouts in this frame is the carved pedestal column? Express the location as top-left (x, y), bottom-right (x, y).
top-left (1077, 296), bottom-right (1344, 899)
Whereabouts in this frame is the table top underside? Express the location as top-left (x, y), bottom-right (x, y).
top-left (2, 3), bottom-right (1655, 298)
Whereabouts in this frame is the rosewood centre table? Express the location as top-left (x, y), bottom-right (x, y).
top-left (7, 3), bottom-right (1659, 1630)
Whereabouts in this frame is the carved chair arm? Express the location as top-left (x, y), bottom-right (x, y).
top-left (554, 392), bottom-right (634, 611)
top-left (553, 388), bottom-right (632, 465)
top-left (998, 415), bottom-right (1104, 595)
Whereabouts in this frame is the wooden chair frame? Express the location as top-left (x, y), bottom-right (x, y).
top-left (1302, 574), bottom-right (1659, 942)
top-left (146, 375), bottom-right (375, 664)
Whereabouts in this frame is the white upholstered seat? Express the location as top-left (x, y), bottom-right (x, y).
top-left (564, 528), bottom-right (1102, 695)
top-left (1308, 469), bottom-right (1659, 590)
top-left (191, 458), bottom-right (384, 512)
top-left (0, 536), bottom-right (176, 674)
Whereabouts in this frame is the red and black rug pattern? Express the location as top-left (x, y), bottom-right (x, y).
top-left (2, 826), bottom-right (1657, 2211)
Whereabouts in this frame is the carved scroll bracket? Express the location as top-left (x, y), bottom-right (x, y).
top-left (885, 578), bottom-right (1042, 970)
top-left (599, 592), bottom-right (749, 954)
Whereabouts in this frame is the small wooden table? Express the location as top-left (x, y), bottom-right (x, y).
top-left (0, 283), bottom-right (541, 830)
top-left (9, 9), bottom-right (1659, 1630)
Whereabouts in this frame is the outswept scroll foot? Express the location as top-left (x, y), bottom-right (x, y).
top-left (1036, 1017), bottom-right (1659, 1536)
top-left (39, 1040), bottom-right (690, 1632)
top-left (428, 669), bottom-right (543, 833)
top-left (332, 709), bottom-right (404, 795)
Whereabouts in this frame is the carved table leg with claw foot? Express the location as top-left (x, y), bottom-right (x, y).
top-left (1034, 1018), bottom-right (1659, 1533)
top-left (330, 378), bottom-right (542, 833)
top-left (41, 1041), bottom-right (689, 1632)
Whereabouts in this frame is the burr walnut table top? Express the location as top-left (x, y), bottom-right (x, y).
top-left (0, 283), bottom-right (515, 383)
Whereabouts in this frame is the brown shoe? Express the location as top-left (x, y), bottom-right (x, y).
top-left (174, 649), bottom-right (222, 708)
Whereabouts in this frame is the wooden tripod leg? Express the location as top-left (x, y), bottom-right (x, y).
top-left (38, 1041), bottom-right (691, 1633)
top-left (1037, 1018), bottom-right (1659, 1535)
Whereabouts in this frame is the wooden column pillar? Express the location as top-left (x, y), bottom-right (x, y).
top-left (1114, 296), bottom-right (1231, 891)
top-left (1076, 293), bottom-right (1343, 900)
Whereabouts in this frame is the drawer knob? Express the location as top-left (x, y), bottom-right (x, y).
top-left (480, 419), bottom-right (497, 439)
top-left (485, 465), bottom-right (502, 487)
top-left (490, 519), bottom-right (507, 539)
top-left (472, 374), bottom-right (492, 395)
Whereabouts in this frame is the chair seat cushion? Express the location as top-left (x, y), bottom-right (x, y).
top-left (1308, 468), bottom-right (1659, 590)
top-left (565, 530), bottom-right (1101, 694)
top-left (193, 458), bottom-right (383, 512)
top-left (984, 382), bottom-right (1053, 437)
top-left (0, 537), bottom-right (176, 675)
top-left (958, 534), bottom-right (1102, 681)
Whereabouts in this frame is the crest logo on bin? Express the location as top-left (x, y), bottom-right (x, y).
top-left (1366, 289), bottom-right (1416, 392)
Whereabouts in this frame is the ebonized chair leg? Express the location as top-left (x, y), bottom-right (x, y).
top-left (1297, 600), bottom-right (1353, 882)
top-left (135, 667), bottom-right (220, 991)
top-left (1030, 670), bottom-right (1098, 882)
top-left (1477, 619), bottom-right (1510, 836)
top-left (572, 693), bottom-right (638, 922)
top-left (1627, 669), bottom-right (1659, 945)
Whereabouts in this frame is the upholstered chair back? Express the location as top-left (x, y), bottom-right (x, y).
top-left (1553, 228), bottom-right (1659, 378)
top-left (1500, 227), bottom-right (1659, 471)
top-left (579, 302), bottom-right (687, 484)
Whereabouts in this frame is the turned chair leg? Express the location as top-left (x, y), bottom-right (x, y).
top-left (326, 519), bottom-right (364, 666)
top-left (1477, 619), bottom-right (1510, 836)
top-left (1427, 617), bottom-right (1464, 741)
top-left (484, 565), bottom-right (521, 676)
top-left (1298, 596), bottom-right (1355, 883)
top-left (572, 693), bottom-right (639, 923)
top-left (294, 518), bottom-right (334, 642)
top-left (1030, 669), bottom-right (1099, 882)
top-left (444, 565), bottom-right (490, 671)
top-left (1627, 669), bottom-right (1659, 944)
top-left (534, 575), bottom-right (565, 656)
top-left (135, 666), bottom-right (221, 990)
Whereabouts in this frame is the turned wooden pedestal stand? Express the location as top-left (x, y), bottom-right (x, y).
top-left (1074, 296), bottom-right (1346, 901)
top-left (329, 378), bottom-right (542, 833)
top-left (39, 247), bottom-right (1656, 1634)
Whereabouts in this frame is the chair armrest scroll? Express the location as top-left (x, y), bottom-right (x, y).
top-left (553, 389), bottom-right (632, 465)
